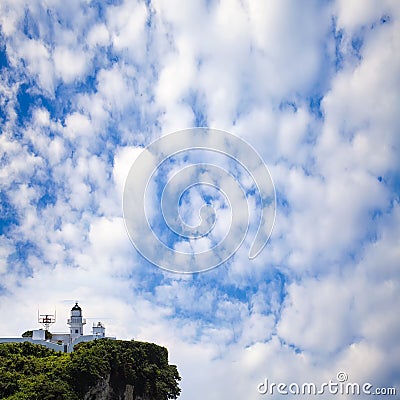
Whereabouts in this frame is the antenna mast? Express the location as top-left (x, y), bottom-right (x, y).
top-left (38, 308), bottom-right (56, 331)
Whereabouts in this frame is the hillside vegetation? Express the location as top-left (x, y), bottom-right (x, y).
top-left (0, 339), bottom-right (181, 400)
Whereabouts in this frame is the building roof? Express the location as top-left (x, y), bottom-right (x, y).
top-left (71, 302), bottom-right (82, 311)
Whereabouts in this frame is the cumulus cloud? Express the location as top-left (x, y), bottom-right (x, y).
top-left (53, 47), bottom-right (90, 84)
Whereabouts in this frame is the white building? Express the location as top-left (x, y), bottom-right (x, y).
top-left (0, 303), bottom-right (115, 352)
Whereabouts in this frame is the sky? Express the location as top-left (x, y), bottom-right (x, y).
top-left (0, 0), bottom-right (399, 399)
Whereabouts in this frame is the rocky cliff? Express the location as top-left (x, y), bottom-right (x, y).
top-left (83, 376), bottom-right (150, 400)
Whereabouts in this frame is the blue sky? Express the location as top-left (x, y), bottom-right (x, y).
top-left (1, 0), bottom-right (399, 399)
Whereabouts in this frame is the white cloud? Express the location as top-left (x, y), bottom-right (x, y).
top-left (18, 39), bottom-right (56, 93)
top-left (0, 0), bottom-right (25, 36)
top-left (64, 112), bottom-right (93, 139)
top-left (113, 146), bottom-right (145, 197)
top-left (277, 275), bottom-right (357, 354)
top-left (87, 23), bottom-right (110, 48)
top-left (54, 46), bottom-right (90, 84)
top-left (334, 0), bottom-right (395, 32)
top-left (0, 238), bottom-right (13, 274)
top-left (106, 0), bottom-right (148, 61)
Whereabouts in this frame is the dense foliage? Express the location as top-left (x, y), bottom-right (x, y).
top-left (0, 340), bottom-right (181, 400)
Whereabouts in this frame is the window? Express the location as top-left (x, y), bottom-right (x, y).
top-left (75, 329), bottom-right (78, 333)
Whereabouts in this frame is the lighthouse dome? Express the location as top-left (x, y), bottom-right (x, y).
top-left (70, 303), bottom-right (83, 318)
top-left (71, 303), bottom-right (81, 312)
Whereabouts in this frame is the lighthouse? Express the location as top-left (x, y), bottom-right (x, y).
top-left (67, 302), bottom-right (86, 340)
top-left (0, 302), bottom-right (116, 352)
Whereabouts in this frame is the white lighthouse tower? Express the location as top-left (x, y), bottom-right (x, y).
top-left (67, 302), bottom-right (86, 341)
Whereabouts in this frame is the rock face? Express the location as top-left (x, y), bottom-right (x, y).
top-left (124, 384), bottom-right (135, 400)
top-left (124, 385), bottom-right (151, 400)
top-left (83, 376), bottom-right (113, 400)
top-left (83, 377), bottom-right (151, 400)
